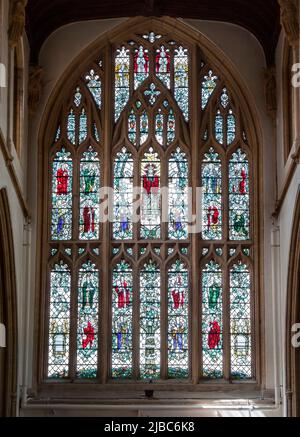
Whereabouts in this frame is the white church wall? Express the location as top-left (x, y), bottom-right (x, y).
top-left (0, 0), bottom-right (30, 415)
top-left (25, 17), bottom-right (278, 411)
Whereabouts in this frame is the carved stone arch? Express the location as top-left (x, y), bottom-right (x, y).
top-left (0, 188), bottom-right (18, 417)
top-left (286, 189), bottom-right (300, 417)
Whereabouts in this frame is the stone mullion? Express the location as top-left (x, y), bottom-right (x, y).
top-left (100, 44), bottom-right (113, 384)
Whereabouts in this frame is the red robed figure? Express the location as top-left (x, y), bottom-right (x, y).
top-left (56, 167), bottom-right (68, 195)
top-left (115, 280), bottom-right (130, 309)
top-left (239, 169), bottom-right (247, 194)
top-left (83, 206), bottom-right (95, 233)
top-left (207, 206), bottom-right (219, 231)
top-left (208, 321), bottom-right (221, 350)
top-left (143, 166), bottom-right (159, 195)
top-left (82, 322), bottom-right (95, 349)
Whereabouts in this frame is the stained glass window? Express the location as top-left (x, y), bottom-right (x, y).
top-left (51, 148), bottom-right (73, 241)
top-left (168, 147), bottom-right (189, 240)
top-left (229, 149), bottom-right (250, 240)
top-left (112, 261), bottom-right (133, 378)
top-left (115, 47), bottom-right (130, 121)
top-left (202, 70), bottom-right (218, 109)
top-left (201, 148), bottom-right (222, 241)
top-left (79, 147), bottom-right (101, 240)
top-left (48, 262), bottom-right (71, 378)
top-left (140, 260), bottom-right (161, 379)
top-left (113, 148), bottom-right (134, 240)
top-left (46, 26), bottom-right (256, 387)
top-left (230, 262), bottom-right (252, 379)
top-left (77, 261), bottom-right (99, 378)
top-left (174, 47), bottom-right (189, 121)
top-left (202, 261), bottom-right (223, 378)
top-left (168, 260), bottom-right (189, 378)
top-left (141, 148), bottom-right (161, 239)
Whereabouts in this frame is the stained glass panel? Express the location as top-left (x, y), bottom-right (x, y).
top-left (227, 110), bottom-right (236, 145)
top-left (168, 147), bottom-right (189, 240)
top-left (167, 110), bottom-right (176, 145)
top-left (141, 148), bottom-right (161, 239)
top-left (174, 47), bottom-right (189, 121)
top-left (168, 261), bottom-right (189, 378)
top-left (202, 261), bottom-right (223, 378)
top-left (140, 260), bottom-right (161, 379)
top-left (112, 261), bottom-right (133, 378)
top-left (79, 109), bottom-right (87, 144)
top-left (128, 110), bottom-right (137, 146)
top-left (115, 47), bottom-right (130, 121)
top-left (215, 110), bottom-right (223, 145)
top-left (156, 46), bottom-right (171, 88)
top-left (140, 111), bottom-right (149, 145)
top-left (67, 109), bottom-right (76, 145)
top-left (230, 262), bottom-right (252, 379)
top-left (113, 147), bottom-right (134, 240)
top-left (229, 149), bottom-right (250, 240)
top-left (48, 262), bottom-right (71, 378)
top-left (202, 70), bottom-right (218, 109)
top-left (79, 147), bottom-right (101, 240)
top-left (85, 69), bottom-right (102, 108)
top-left (134, 46), bottom-right (149, 89)
top-left (51, 148), bottom-right (73, 241)
top-left (201, 148), bottom-right (222, 241)
top-left (77, 261), bottom-right (99, 378)
top-left (155, 110), bottom-right (164, 145)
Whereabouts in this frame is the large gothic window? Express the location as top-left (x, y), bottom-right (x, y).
top-left (44, 24), bottom-right (256, 387)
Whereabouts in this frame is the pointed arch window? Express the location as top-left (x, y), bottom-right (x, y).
top-left (43, 24), bottom-right (258, 390)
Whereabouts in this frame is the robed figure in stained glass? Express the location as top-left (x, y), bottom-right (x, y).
top-left (56, 164), bottom-right (69, 195)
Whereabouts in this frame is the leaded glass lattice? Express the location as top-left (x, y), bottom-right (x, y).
top-left (112, 261), bottom-right (133, 378)
top-left (229, 149), bottom-right (250, 240)
top-left (140, 260), bottom-right (161, 379)
top-left (202, 261), bottom-right (223, 378)
top-left (77, 261), bottom-right (99, 378)
top-left (201, 148), bottom-right (222, 241)
top-left (113, 148), bottom-right (134, 240)
top-left (230, 262), bottom-right (252, 379)
top-left (51, 148), bottom-right (73, 241)
top-left (48, 262), bottom-right (71, 378)
top-left (168, 147), bottom-right (189, 240)
top-left (79, 147), bottom-right (101, 240)
top-left (168, 260), bottom-right (189, 378)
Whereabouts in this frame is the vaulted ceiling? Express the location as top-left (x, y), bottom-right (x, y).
top-left (26, 0), bottom-right (281, 65)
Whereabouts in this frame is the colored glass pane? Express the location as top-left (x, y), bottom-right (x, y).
top-left (79, 147), bottom-right (101, 240)
top-left (202, 70), bottom-right (218, 109)
top-left (140, 260), bottom-right (161, 379)
top-left (230, 262), bottom-right (252, 379)
top-left (51, 148), bottom-right (73, 240)
top-left (168, 260), bottom-right (189, 378)
top-left (115, 47), bottom-right (130, 121)
top-left (155, 46), bottom-right (171, 88)
top-left (113, 147), bottom-right (134, 240)
top-left (168, 147), bottom-right (189, 240)
top-left (174, 47), bottom-right (189, 121)
top-left (141, 148), bottom-right (161, 239)
top-left (77, 261), bottom-right (99, 378)
top-left (202, 261), bottom-right (223, 378)
top-left (85, 69), bottom-right (102, 108)
top-left (67, 109), bottom-right (76, 144)
top-left (229, 149), bottom-right (250, 240)
top-left (134, 46), bottom-right (149, 89)
top-left (201, 148), bottom-right (222, 240)
top-left (48, 262), bottom-right (71, 378)
top-left (112, 261), bottom-right (133, 378)
top-left (215, 110), bottom-right (223, 144)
